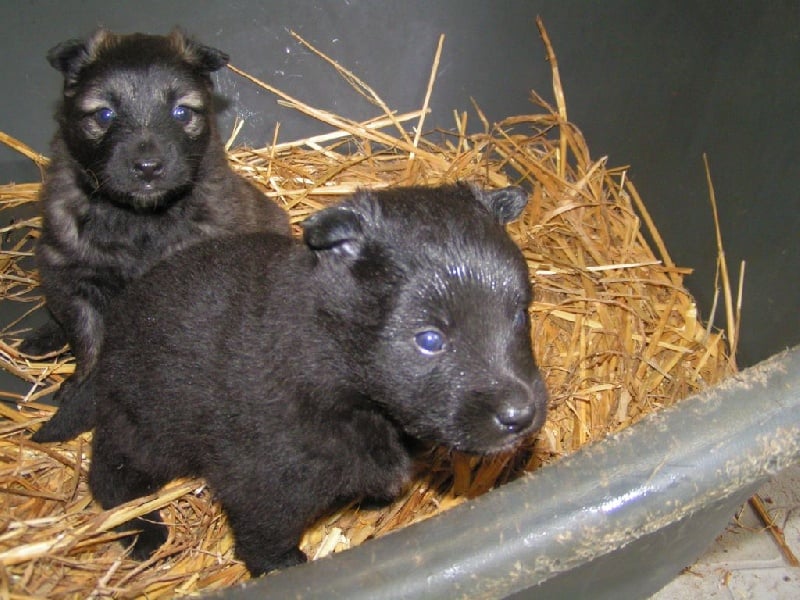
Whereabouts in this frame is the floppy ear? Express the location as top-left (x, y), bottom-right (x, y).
top-left (302, 206), bottom-right (365, 257)
top-left (168, 29), bottom-right (229, 73)
top-left (473, 185), bottom-right (529, 224)
top-left (47, 29), bottom-right (110, 89)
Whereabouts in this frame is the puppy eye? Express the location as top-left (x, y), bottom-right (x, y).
top-left (94, 108), bottom-right (116, 126)
top-left (513, 307), bottom-right (529, 328)
top-left (414, 329), bottom-right (446, 355)
top-left (171, 105), bottom-right (193, 123)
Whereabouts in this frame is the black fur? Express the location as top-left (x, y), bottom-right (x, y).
top-left (25, 29), bottom-right (290, 443)
top-left (79, 183), bottom-right (548, 576)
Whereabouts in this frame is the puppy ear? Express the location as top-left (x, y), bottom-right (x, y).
top-left (302, 206), bottom-right (364, 258)
top-left (472, 185), bottom-right (529, 224)
top-left (168, 28), bottom-right (229, 73)
top-left (47, 28), bottom-right (110, 88)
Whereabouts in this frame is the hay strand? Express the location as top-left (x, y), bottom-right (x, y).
top-left (407, 33), bottom-right (445, 167)
top-left (703, 153), bottom-right (742, 363)
top-left (0, 132), bottom-right (49, 168)
top-left (536, 16), bottom-right (568, 179)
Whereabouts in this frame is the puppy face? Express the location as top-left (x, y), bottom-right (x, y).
top-left (50, 29), bottom-right (229, 209)
top-left (375, 227), bottom-right (548, 454)
top-left (304, 184), bottom-right (549, 454)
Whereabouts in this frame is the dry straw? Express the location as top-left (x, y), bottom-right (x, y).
top-left (0, 22), bottom-right (735, 598)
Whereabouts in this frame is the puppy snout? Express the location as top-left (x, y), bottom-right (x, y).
top-left (491, 375), bottom-right (548, 436)
top-left (133, 158), bottom-right (164, 182)
top-left (494, 403), bottom-right (535, 433)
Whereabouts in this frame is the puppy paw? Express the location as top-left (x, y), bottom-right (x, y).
top-left (31, 411), bottom-right (86, 443)
top-left (243, 547), bottom-right (307, 577)
top-left (31, 421), bottom-right (69, 443)
top-left (118, 517), bottom-right (169, 561)
top-left (18, 321), bottom-right (69, 356)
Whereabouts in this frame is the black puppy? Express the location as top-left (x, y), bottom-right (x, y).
top-left (79, 183), bottom-right (548, 576)
top-left (25, 29), bottom-right (289, 443)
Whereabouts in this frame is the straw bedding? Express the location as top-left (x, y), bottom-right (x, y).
top-left (0, 26), bottom-right (735, 598)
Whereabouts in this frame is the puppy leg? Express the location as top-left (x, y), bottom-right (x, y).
top-left (60, 296), bottom-right (105, 374)
top-left (32, 297), bottom-right (105, 442)
top-left (211, 472), bottom-right (308, 576)
top-left (222, 501), bottom-right (308, 577)
top-left (38, 271), bottom-right (109, 373)
top-left (89, 430), bottom-right (168, 560)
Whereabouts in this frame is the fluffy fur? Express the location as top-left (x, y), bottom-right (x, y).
top-left (25, 29), bottom-right (290, 443)
top-left (76, 183), bottom-right (548, 576)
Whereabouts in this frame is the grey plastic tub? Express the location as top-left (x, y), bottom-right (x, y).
top-left (210, 345), bottom-right (800, 599)
top-left (1, 4), bottom-right (797, 598)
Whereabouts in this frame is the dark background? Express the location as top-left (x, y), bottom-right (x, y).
top-left (1, 1), bottom-right (797, 368)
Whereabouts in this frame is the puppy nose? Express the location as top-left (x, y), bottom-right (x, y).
top-left (134, 159), bottom-right (163, 182)
top-left (494, 404), bottom-right (535, 433)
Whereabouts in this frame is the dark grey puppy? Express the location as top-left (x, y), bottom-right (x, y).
top-left (77, 183), bottom-right (548, 576)
top-left (25, 29), bottom-right (289, 443)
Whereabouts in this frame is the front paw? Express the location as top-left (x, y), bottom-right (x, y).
top-left (18, 321), bottom-right (69, 356)
top-left (244, 547), bottom-right (307, 578)
top-left (118, 516), bottom-right (169, 561)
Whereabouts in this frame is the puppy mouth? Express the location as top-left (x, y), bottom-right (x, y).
top-left (137, 180), bottom-right (170, 196)
top-left (131, 188), bottom-right (168, 207)
top-left (107, 182), bottom-right (189, 212)
top-left (455, 425), bottom-right (541, 456)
